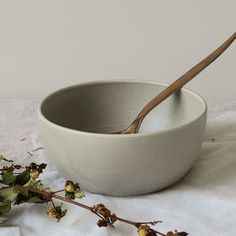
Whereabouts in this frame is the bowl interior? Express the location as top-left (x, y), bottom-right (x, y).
top-left (40, 81), bottom-right (206, 134)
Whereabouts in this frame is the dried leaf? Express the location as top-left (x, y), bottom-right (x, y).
top-left (0, 200), bottom-right (11, 214)
top-left (2, 172), bottom-right (16, 185)
top-left (0, 186), bottom-right (18, 201)
top-left (38, 163), bottom-right (47, 173)
top-left (0, 185), bottom-right (44, 206)
top-left (14, 187), bottom-right (29, 205)
top-left (28, 179), bottom-right (49, 192)
top-left (15, 170), bottom-right (30, 185)
top-left (26, 196), bottom-right (45, 204)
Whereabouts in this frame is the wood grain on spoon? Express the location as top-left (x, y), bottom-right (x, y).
top-left (113, 32), bottom-right (236, 134)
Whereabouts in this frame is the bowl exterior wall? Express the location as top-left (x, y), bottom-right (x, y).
top-left (39, 109), bottom-right (206, 196)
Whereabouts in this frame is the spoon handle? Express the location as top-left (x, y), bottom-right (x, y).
top-left (136, 32), bottom-right (236, 120)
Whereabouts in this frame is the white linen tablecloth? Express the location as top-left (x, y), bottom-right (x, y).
top-left (0, 99), bottom-right (236, 236)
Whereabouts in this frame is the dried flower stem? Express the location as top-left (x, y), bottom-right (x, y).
top-left (51, 199), bottom-right (56, 208)
top-left (114, 216), bottom-right (166, 236)
top-left (27, 151), bottom-right (33, 156)
top-left (52, 189), bottom-right (66, 194)
top-left (26, 186), bottom-right (166, 235)
top-left (2, 158), bottom-right (13, 163)
top-left (26, 186), bottom-right (92, 211)
top-left (31, 147), bottom-right (44, 152)
top-left (0, 157), bottom-right (188, 236)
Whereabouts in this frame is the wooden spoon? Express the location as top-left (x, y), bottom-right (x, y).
top-left (113, 32), bottom-right (236, 134)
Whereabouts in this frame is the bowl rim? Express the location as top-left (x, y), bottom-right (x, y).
top-left (38, 79), bottom-right (207, 138)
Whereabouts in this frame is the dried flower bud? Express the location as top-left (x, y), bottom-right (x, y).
top-left (93, 204), bottom-right (117, 228)
top-left (28, 179), bottom-right (52, 201)
top-left (47, 206), bottom-right (67, 222)
top-left (65, 192), bottom-right (75, 200)
top-left (65, 181), bottom-right (84, 199)
top-left (30, 169), bottom-right (40, 179)
top-left (166, 233), bottom-right (173, 236)
top-left (138, 225), bottom-right (157, 236)
top-left (138, 225), bottom-right (149, 236)
top-left (65, 181), bottom-right (75, 193)
top-left (94, 204), bottom-right (111, 218)
top-left (47, 207), bottom-right (58, 218)
top-left (97, 219), bottom-right (109, 227)
top-left (74, 188), bottom-right (85, 199)
top-left (28, 162), bottom-right (46, 179)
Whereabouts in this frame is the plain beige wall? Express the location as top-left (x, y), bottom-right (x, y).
top-left (0, 0), bottom-right (235, 101)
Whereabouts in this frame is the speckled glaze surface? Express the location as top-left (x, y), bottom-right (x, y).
top-left (38, 80), bottom-right (207, 196)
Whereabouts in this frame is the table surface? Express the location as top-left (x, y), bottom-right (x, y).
top-left (0, 99), bottom-right (236, 236)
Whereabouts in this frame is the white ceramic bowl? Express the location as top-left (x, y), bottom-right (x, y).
top-left (38, 80), bottom-right (207, 196)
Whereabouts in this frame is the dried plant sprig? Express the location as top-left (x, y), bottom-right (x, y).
top-left (0, 155), bottom-right (188, 236)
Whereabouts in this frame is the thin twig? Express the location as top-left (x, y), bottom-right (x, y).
top-left (25, 186), bottom-right (166, 235)
top-left (31, 147), bottom-right (44, 152)
top-left (52, 189), bottom-right (65, 194)
top-left (20, 138), bottom-right (27, 141)
top-left (91, 208), bottom-right (106, 221)
top-left (0, 158), bottom-right (180, 236)
top-left (26, 187), bottom-right (92, 211)
top-left (51, 199), bottom-right (56, 208)
top-left (27, 151), bottom-right (33, 156)
top-left (3, 158), bottom-right (13, 163)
